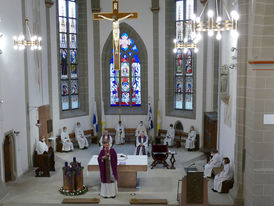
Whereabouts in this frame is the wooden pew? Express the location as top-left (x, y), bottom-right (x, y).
top-left (174, 130), bottom-right (200, 150)
top-left (33, 147), bottom-right (55, 177)
top-left (125, 128), bottom-right (137, 143)
top-left (154, 129), bottom-right (167, 144)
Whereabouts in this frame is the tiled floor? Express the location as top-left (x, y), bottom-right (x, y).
top-left (1, 144), bottom-right (234, 206)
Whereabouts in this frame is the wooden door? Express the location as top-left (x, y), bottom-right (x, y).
top-left (4, 135), bottom-right (12, 182)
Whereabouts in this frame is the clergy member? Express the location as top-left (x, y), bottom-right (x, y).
top-left (212, 157), bottom-right (234, 192)
top-left (100, 130), bottom-right (113, 149)
top-left (135, 121), bottom-right (147, 137)
top-left (98, 141), bottom-right (118, 198)
top-left (204, 150), bottom-right (222, 177)
top-left (115, 120), bottom-right (125, 145)
top-left (75, 122), bottom-right (89, 149)
top-left (163, 124), bottom-right (175, 146)
top-left (185, 125), bottom-right (197, 151)
top-left (135, 132), bottom-right (148, 155)
top-left (36, 136), bottom-right (49, 155)
top-left (61, 126), bottom-right (74, 152)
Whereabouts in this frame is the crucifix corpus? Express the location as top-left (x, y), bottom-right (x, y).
top-left (93, 0), bottom-right (138, 70)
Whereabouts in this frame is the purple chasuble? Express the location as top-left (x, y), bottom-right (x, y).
top-left (98, 148), bottom-right (118, 183)
top-left (136, 136), bottom-right (147, 155)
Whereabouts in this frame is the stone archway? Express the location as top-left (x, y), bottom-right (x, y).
top-left (3, 131), bottom-right (17, 182)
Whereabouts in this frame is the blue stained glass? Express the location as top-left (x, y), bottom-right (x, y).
top-left (71, 95), bottom-right (79, 109)
top-left (61, 81), bottom-right (69, 95)
top-left (121, 92), bottom-right (130, 106)
top-left (121, 62), bottom-right (129, 77)
top-left (70, 50), bottom-right (77, 64)
top-left (62, 96), bottom-right (69, 110)
top-left (131, 44), bottom-right (139, 53)
top-left (132, 62), bottom-right (141, 76)
top-left (128, 52), bottom-right (133, 56)
top-left (122, 78), bottom-right (130, 92)
top-left (71, 80), bottom-right (78, 94)
top-left (132, 54), bottom-right (140, 63)
top-left (120, 33), bottom-right (133, 51)
top-left (60, 34), bottom-right (67, 48)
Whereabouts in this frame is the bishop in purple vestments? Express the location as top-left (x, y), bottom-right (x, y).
top-left (98, 141), bottom-right (118, 198)
top-left (135, 132), bottom-right (148, 155)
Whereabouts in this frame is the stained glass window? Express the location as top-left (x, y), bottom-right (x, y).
top-left (175, 0), bottom-right (194, 110)
top-left (58, 0), bottom-right (79, 111)
top-left (110, 33), bottom-right (141, 107)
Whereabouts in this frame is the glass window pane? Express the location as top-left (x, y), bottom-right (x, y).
top-left (131, 45), bottom-right (139, 53)
top-left (121, 77), bottom-right (130, 92)
top-left (69, 19), bottom-right (77, 33)
top-left (61, 65), bottom-right (68, 79)
top-left (132, 91), bottom-right (141, 106)
top-left (132, 62), bottom-right (141, 76)
top-left (60, 33), bottom-right (67, 48)
top-left (71, 65), bottom-right (77, 78)
top-left (68, 1), bottom-right (76, 18)
top-left (121, 92), bottom-right (130, 106)
top-left (71, 95), bottom-right (79, 109)
top-left (120, 33), bottom-right (133, 51)
top-left (70, 49), bottom-right (77, 64)
top-left (121, 61), bottom-right (129, 77)
top-left (61, 81), bottom-right (69, 95)
top-left (185, 77), bottom-right (193, 93)
top-left (176, 50), bottom-right (183, 73)
top-left (58, 0), bottom-right (67, 17)
top-left (176, 77), bottom-right (183, 93)
top-left (185, 94), bottom-right (193, 110)
top-left (186, 0), bottom-right (194, 20)
top-left (59, 17), bottom-right (67, 33)
top-left (186, 58), bottom-right (192, 75)
top-left (176, 1), bottom-right (184, 21)
top-left (175, 93), bottom-right (183, 109)
top-left (69, 34), bottom-right (77, 48)
top-left (62, 96), bottom-right (69, 110)
top-left (110, 77), bottom-right (119, 106)
top-left (176, 21), bottom-right (184, 42)
top-left (71, 80), bottom-right (78, 94)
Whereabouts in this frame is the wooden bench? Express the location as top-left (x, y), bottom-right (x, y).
top-left (174, 130), bottom-right (200, 150)
top-left (33, 147), bottom-right (55, 177)
top-left (130, 198), bottom-right (168, 205)
top-left (212, 166), bottom-right (224, 176)
top-left (62, 198), bottom-right (100, 204)
top-left (105, 128), bottom-right (116, 138)
top-left (212, 166), bottom-right (234, 193)
top-left (56, 129), bottom-right (98, 152)
top-left (125, 128), bottom-right (137, 143)
top-left (154, 129), bottom-right (167, 144)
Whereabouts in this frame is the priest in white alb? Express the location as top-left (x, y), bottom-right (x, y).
top-left (212, 157), bottom-right (234, 192)
top-left (75, 122), bottom-right (89, 149)
top-left (135, 121), bottom-right (147, 137)
top-left (135, 132), bottom-right (148, 155)
top-left (61, 126), bottom-right (74, 152)
top-left (36, 136), bottom-right (49, 155)
top-left (185, 126), bottom-right (197, 151)
top-left (204, 150), bottom-right (222, 177)
top-left (163, 124), bottom-right (175, 146)
top-left (115, 120), bottom-right (125, 144)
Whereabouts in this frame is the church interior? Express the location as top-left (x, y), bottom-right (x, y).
top-left (0, 0), bottom-right (273, 205)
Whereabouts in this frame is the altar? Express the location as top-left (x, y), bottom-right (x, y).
top-left (88, 155), bottom-right (147, 188)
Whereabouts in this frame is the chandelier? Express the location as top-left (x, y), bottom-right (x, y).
top-left (174, 0), bottom-right (239, 53)
top-left (192, 0), bottom-right (239, 40)
top-left (13, 19), bottom-right (42, 50)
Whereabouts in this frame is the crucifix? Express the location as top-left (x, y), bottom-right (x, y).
top-left (93, 0), bottom-right (138, 70)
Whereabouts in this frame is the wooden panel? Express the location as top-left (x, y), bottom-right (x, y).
top-left (38, 105), bottom-right (51, 144)
top-left (203, 112), bottom-right (217, 152)
top-left (118, 172), bottom-right (136, 188)
top-left (4, 135), bottom-right (12, 182)
top-left (130, 198), bottom-right (168, 205)
top-left (62, 198), bottom-right (100, 204)
top-left (248, 60), bottom-right (274, 65)
top-left (88, 164), bottom-right (147, 172)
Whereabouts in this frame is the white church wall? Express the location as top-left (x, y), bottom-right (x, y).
top-left (218, 30), bottom-right (238, 164)
top-left (99, 0), bottom-right (153, 128)
top-left (0, 0), bottom-right (28, 179)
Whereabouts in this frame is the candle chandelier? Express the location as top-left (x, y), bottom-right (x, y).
top-left (174, 0), bottom-right (239, 53)
top-left (13, 19), bottom-right (42, 50)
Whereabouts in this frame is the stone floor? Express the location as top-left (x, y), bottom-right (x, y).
top-left (0, 144), bottom-right (234, 206)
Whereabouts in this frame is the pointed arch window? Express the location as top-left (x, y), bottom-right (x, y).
top-left (110, 33), bottom-right (141, 107)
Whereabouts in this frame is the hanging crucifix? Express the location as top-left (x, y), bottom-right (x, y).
top-left (93, 0), bottom-right (138, 70)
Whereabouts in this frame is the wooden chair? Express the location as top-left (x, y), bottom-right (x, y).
top-left (56, 136), bottom-right (63, 152)
top-left (221, 179), bottom-right (234, 193)
top-left (151, 144), bottom-right (169, 169)
top-left (33, 147), bottom-right (55, 177)
top-left (84, 129), bottom-right (98, 144)
top-left (154, 129), bottom-right (167, 144)
top-left (125, 128), bottom-right (136, 143)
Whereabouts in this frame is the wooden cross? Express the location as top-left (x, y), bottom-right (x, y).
top-left (93, 0), bottom-right (138, 70)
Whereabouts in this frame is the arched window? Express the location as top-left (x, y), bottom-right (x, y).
top-left (175, 0), bottom-right (194, 111)
top-left (58, 0), bottom-right (79, 111)
top-left (102, 23), bottom-right (148, 115)
top-left (110, 33), bottom-right (141, 107)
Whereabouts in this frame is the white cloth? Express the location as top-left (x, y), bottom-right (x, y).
top-left (75, 126), bottom-right (89, 149)
top-left (135, 124), bottom-right (147, 137)
top-left (135, 136), bottom-right (148, 155)
top-left (213, 164), bottom-right (234, 192)
top-left (99, 135), bottom-right (113, 149)
top-left (61, 131), bottom-right (74, 151)
top-left (36, 140), bottom-right (49, 155)
top-left (185, 130), bottom-right (197, 149)
top-left (204, 153), bottom-right (222, 177)
top-left (163, 127), bottom-right (175, 146)
top-left (115, 124), bottom-right (125, 144)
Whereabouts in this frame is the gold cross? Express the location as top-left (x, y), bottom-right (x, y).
top-left (93, 0), bottom-right (138, 70)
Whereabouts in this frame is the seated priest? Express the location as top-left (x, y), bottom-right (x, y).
top-left (163, 124), bottom-right (175, 146)
top-left (135, 121), bottom-right (147, 137)
top-left (135, 132), bottom-right (148, 155)
top-left (61, 126), bottom-right (74, 152)
top-left (98, 140), bottom-right (118, 198)
top-left (100, 130), bottom-right (113, 149)
top-left (185, 125), bottom-right (197, 151)
top-left (75, 122), bottom-right (89, 149)
top-left (212, 157), bottom-right (234, 193)
top-left (115, 120), bottom-right (125, 145)
top-left (204, 149), bottom-right (222, 177)
top-left (36, 136), bottom-right (49, 155)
